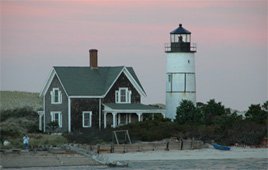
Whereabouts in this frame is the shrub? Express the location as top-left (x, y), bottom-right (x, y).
top-left (0, 107), bottom-right (39, 142)
top-left (0, 107), bottom-right (37, 122)
top-left (220, 120), bottom-right (267, 145)
top-left (29, 134), bottom-right (67, 147)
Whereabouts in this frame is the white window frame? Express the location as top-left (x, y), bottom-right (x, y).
top-left (115, 87), bottom-right (132, 103)
top-left (50, 111), bottom-right (62, 128)
top-left (82, 111), bottom-right (92, 128)
top-left (50, 88), bottom-right (62, 104)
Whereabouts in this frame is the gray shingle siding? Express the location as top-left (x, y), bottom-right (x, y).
top-left (103, 73), bottom-right (140, 103)
top-left (45, 75), bottom-right (68, 132)
top-left (71, 98), bottom-right (100, 131)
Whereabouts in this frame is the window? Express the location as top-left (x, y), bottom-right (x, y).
top-left (168, 74), bottom-right (172, 83)
top-left (50, 112), bottom-right (62, 128)
top-left (82, 111), bottom-right (92, 128)
top-left (115, 88), bottom-right (132, 103)
top-left (50, 88), bottom-right (62, 104)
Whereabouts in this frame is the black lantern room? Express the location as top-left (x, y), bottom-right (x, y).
top-left (165, 24), bottom-right (196, 53)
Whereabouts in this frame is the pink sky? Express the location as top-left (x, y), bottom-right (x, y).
top-left (1, 0), bottom-right (267, 110)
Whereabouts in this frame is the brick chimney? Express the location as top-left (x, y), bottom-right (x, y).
top-left (89, 49), bottom-right (98, 68)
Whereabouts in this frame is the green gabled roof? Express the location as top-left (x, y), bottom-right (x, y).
top-left (126, 67), bottom-right (145, 93)
top-left (53, 66), bottom-right (144, 96)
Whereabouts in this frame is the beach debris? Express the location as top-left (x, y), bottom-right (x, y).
top-left (107, 161), bottom-right (128, 167)
top-left (3, 140), bottom-right (10, 146)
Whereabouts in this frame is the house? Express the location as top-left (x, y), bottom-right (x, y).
top-left (39, 49), bottom-right (165, 132)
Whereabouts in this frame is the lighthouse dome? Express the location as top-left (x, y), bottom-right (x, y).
top-left (170, 24), bottom-right (191, 34)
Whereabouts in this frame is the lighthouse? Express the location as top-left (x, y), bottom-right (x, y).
top-left (165, 24), bottom-right (197, 120)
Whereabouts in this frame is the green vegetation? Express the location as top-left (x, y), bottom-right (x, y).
top-left (0, 107), bottom-right (39, 146)
top-left (173, 100), bottom-right (268, 145)
top-left (0, 91), bottom-right (42, 111)
top-left (29, 134), bottom-right (67, 148)
top-left (1, 91), bottom-right (267, 147)
top-left (67, 100), bottom-right (268, 146)
top-left (0, 107), bottom-right (66, 149)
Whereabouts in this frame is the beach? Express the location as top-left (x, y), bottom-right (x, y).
top-left (103, 147), bottom-right (268, 161)
top-left (1, 147), bottom-right (267, 169)
top-left (0, 149), bottom-right (101, 169)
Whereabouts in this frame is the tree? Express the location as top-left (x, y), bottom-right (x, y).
top-left (202, 99), bottom-right (226, 125)
top-left (175, 100), bottom-right (202, 124)
top-left (262, 101), bottom-right (268, 112)
top-left (245, 103), bottom-right (268, 124)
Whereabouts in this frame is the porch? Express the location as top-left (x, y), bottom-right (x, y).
top-left (103, 103), bottom-right (165, 128)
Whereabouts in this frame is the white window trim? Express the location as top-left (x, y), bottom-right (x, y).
top-left (50, 111), bottom-right (62, 128)
top-left (50, 88), bottom-right (62, 104)
top-left (115, 87), bottom-right (132, 104)
top-left (82, 111), bottom-right (92, 128)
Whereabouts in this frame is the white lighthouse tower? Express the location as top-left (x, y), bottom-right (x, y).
top-left (165, 24), bottom-right (197, 120)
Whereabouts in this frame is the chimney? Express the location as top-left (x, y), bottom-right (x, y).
top-left (89, 49), bottom-right (98, 68)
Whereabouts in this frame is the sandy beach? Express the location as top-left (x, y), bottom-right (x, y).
top-left (0, 147), bottom-right (267, 169)
top-left (0, 150), bottom-right (101, 168)
top-left (103, 147), bottom-right (268, 162)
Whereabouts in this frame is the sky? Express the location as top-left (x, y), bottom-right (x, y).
top-left (1, 0), bottom-right (267, 111)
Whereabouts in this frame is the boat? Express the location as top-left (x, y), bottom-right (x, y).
top-left (212, 143), bottom-right (231, 151)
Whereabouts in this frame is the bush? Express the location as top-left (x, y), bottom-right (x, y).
top-left (221, 120), bottom-right (267, 145)
top-left (65, 128), bottom-right (113, 144)
top-left (0, 107), bottom-right (39, 143)
top-left (0, 107), bottom-right (37, 122)
top-left (30, 134), bottom-right (67, 147)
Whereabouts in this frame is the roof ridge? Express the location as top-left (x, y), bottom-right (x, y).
top-left (53, 66), bottom-right (127, 68)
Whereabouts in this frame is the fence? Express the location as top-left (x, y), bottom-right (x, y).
top-left (89, 138), bottom-right (207, 154)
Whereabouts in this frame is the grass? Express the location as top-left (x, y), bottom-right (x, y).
top-left (0, 93), bottom-right (67, 149)
top-left (0, 133), bottom-right (68, 149)
top-left (0, 91), bottom-right (42, 111)
top-left (29, 134), bottom-right (68, 147)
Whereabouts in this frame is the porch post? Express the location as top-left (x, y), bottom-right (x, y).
top-left (39, 114), bottom-right (42, 130)
top-left (37, 111), bottom-right (44, 131)
top-left (112, 112), bottom-right (117, 128)
top-left (118, 113), bottom-right (121, 125)
top-left (129, 114), bottom-right (131, 123)
top-left (137, 112), bottom-right (142, 122)
top-left (104, 112), bottom-right (107, 128)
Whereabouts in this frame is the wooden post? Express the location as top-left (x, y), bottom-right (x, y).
top-left (180, 138), bottom-right (183, 150)
top-left (126, 130), bottom-right (132, 144)
top-left (166, 142), bottom-right (169, 151)
top-left (97, 145), bottom-right (100, 154)
top-left (110, 144), bottom-right (114, 153)
top-left (113, 131), bottom-right (119, 145)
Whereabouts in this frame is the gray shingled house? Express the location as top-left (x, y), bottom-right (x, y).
top-left (39, 49), bottom-right (164, 133)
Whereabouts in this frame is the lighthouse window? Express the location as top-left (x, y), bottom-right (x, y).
top-left (168, 74), bottom-right (172, 82)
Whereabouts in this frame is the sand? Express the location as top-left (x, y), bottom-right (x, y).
top-left (103, 147), bottom-right (268, 161)
top-left (1, 147), bottom-right (267, 169)
top-left (0, 150), bottom-right (101, 168)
